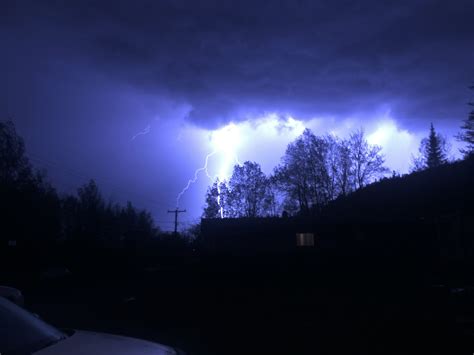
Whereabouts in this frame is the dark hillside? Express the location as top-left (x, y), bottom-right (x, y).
top-left (321, 156), bottom-right (474, 223)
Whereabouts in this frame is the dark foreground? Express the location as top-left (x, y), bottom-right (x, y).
top-left (2, 248), bottom-right (474, 355)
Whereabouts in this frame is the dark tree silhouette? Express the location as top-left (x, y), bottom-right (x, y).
top-left (223, 161), bottom-right (273, 217)
top-left (67, 180), bottom-right (158, 246)
top-left (75, 179), bottom-right (106, 244)
top-left (205, 128), bottom-right (388, 218)
top-left (349, 129), bottom-right (388, 189)
top-left (272, 128), bottom-right (387, 215)
top-left (426, 123), bottom-right (448, 168)
top-left (1, 120), bottom-right (159, 248)
top-left (457, 85), bottom-right (474, 157)
top-left (334, 138), bottom-right (353, 196)
top-left (273, 129), bottom-right (332, 213)
top-left (0, 120), bottom-right (61, 245)
top-left (202, 179), bottom-right (221, 218)
top-left (0, 121), bottom-right (32, 184)
top-left (61, 195), bottom-right (80, 240)
top-left (411, 123), bottom-right (449, 171)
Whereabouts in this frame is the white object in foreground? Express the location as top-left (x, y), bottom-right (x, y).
top-left (0, 285), bottom-right (24, 306)
top-left (0, 297), bottom-right (180, 355)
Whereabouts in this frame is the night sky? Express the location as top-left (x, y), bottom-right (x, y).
top-left (2, 0), bottom-right (474, 230)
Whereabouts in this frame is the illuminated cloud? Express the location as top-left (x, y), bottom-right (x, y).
top-left (210, 123), bottom-right (243, 180)
top-left (367, 119), bottom-right (421, 173)
top-left (209, 114), bottom-right (307, 179)
top-left (2, 0), bottom-right (472, 228)
top-left (177, 113), bottom-right (421, 207)
top-left (174, 114), bottom-right (307, 206)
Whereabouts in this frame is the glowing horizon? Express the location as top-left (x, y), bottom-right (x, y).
top-left (174, 112), bottom-right (446, 210)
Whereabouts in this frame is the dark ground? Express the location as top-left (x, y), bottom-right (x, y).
top-left (2, 249), bottom-right (474, 355)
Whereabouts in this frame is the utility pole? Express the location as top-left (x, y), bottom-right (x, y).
top-left (167, 208), bottom-right (186, 235)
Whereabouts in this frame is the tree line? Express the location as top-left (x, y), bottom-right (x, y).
top-left (203, 128), bottom-right (389, 218)
top-left (2, 87), bottom-right (473, 238)
top-left (203, 86), bottom-right (474, 218)
top-left (0, 120), bottom-right (160, 247)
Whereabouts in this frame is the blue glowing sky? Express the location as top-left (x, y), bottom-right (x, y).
top-left (1, 0), bottom-right (473, 229)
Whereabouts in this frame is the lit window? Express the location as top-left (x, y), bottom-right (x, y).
top-left (296, 233), bottom-right (315, 247)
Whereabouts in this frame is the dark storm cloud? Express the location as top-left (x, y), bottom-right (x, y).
top-left (3, 0), bottom-right (474, 129)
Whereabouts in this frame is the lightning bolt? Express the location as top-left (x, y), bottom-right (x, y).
top-left (233, 153), bottom-right (242, 166)
top-left (131, 125), bottom-right (151, 141)
top-left (217, 182), bottom-right (224, 218)
top-left (175, 121), bottom-right (244, 212)
top-left (176, 150), bottom-right (216, 207)
top-left (175, 147), bottom-right (243, 212)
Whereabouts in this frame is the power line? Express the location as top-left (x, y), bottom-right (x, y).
top-left (27, 153), bottom-right (204, 230)
top-left (167, 208), bottom-right (186, 235)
